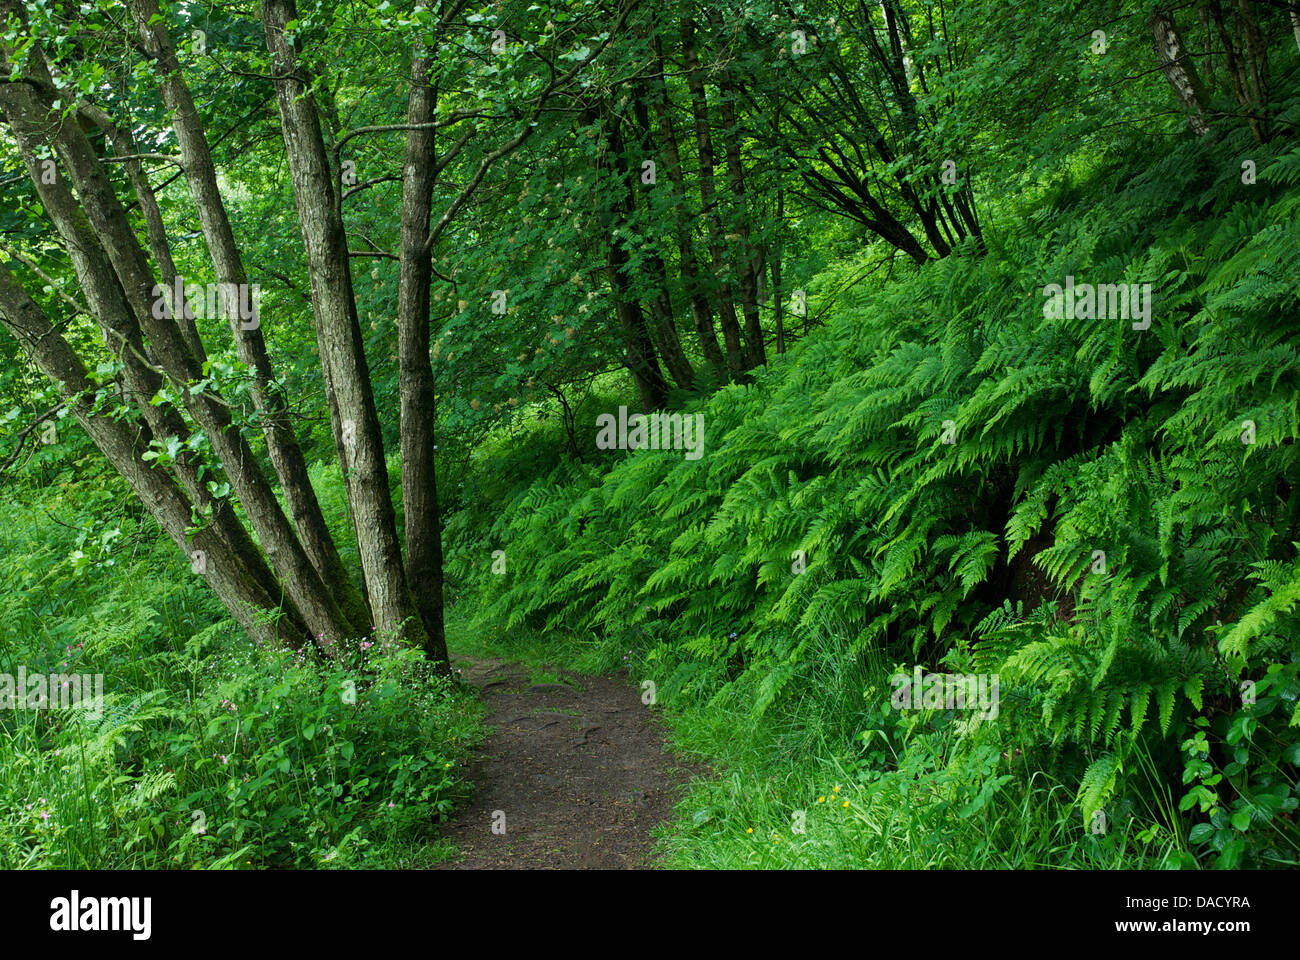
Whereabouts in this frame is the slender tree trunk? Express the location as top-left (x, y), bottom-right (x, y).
top-left (716, 65), bottom-right (765, 369)
top-left (588, 105), bottom-right (669, 410)
top-left (650, 37), bottom-right (725, 377)
top-left (0, 259), bottom-right (300, 648)
top-left (681, 18), bottom-right (746, 380)
top-left (1235, 0), bottom-right (1270, 142)
top-left (3, 104), bottom-right (292, 628)
top-left (772, 186), bottom-right (786, 356)
top-left (397, 7), bottom-right (451, 671)
top-left (77, 104), bottom-right (206, 363)
top-left (0, 48), bottom-right (354, 644)
top-left (262, 0), bottom-right (430, 648)
top-left (631, 92), bottom-right (695, 390)
top-left (129, 0), bottom-right (372, 636)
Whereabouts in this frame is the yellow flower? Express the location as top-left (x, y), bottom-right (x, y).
top-left (833, 785), bottom-right (840, 793)
top-left (842, 800), bottom-right (850, 808)
top-left (746, 827), bottom-right (753, 834)
top-left (818, 796), bottom-right (825, 803)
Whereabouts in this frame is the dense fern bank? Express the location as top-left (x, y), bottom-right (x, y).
top-left (445, 121), bottom-right (1300, 869)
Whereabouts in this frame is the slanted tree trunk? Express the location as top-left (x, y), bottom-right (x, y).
top-left (0, 39), bottom-right (356, 645)
top-left (0, 261), bottom-right (299, 649)
top-left (2, 102), bottom-right (289, 626)
top-left (77, 103), bottom-right (206, 362)
top-left (1151, 6), bottom-right (1212, 135)
top-left (130, 0), bottom-right (372, 636)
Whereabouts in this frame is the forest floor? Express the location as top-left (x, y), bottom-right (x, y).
top-left (434, 655), bottom-right (701, 869)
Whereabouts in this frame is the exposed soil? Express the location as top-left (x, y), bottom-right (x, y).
top-left (434, 655), bottom-right (701, 869)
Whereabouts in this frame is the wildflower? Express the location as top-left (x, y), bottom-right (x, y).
top-left (746, 827), bottom-right (753, 834)
top-left (817, 796), bottom-right (825, 803)
top-left (842, 800), bottom-right (849, 808)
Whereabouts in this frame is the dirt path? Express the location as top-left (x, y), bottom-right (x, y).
top-left (435, 655), bottom-right (700, 869)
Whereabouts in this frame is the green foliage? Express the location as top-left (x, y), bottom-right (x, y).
top-left (0, 475), bottom-right (483, 869)
top-left (447, 120), bottom-right (1300, 868)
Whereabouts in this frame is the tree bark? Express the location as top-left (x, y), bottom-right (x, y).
top-left (649, 36), bottom-right (725, 377)
top-left (397, 4), bottom-right (451, 671)
top-left (2, 100), bottom-right (292, 628)
top-left (0, 259), bottom-right (300, 648)
top-left (715, 64), bottom-right (765, 369)
top-left (588, 104), bottom-right (669, 410)
top-left (681, 18), bottom-right (747, 380)
top-left (772, 186), bottom-right (786, 356)
top-left (77, 103), bottom-right (206, 363)
top-left (1151, 6), bottom-right (1212, 136)
top-left (129, 0), bottom-right (372, 636)
top-left (0, 56), bottom-right (349, 643)
top-left (263, 0), bottom-right (430, 648)
top-left (631, 91), bottom-right (696, 390)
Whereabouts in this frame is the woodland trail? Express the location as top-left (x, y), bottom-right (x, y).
top-left (434, 655), bottom-right (701, 869)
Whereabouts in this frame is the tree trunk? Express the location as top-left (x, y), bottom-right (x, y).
top-left (631, 91), bottom-right (695, 391)
top-left (129, 0), bottom-right (372, 636)
top-left (3, 102), bottom-right (292, 629)
top-left (0, 259), bottom-right (300, 648)
top-left (1151, 6), bottom-right (1212, 136)
top-left (77, 103), bottom-right (207, 363)
top-left (772, 186), bottom-right (786, 356)
top-left (681, 18), bottom-right (747, 380)
top-left (649, 36), bottom-right (725, 377)
top-left (397, 6), bottom-right (451, 671)
top-left (716, 65), bottom-right (765, 369)
top-left (0, 48), bottom-right (354, 644)
top-left (588, 105), bottom-right (669, 410)
top-left (262, 0), bottom-right (430, 649)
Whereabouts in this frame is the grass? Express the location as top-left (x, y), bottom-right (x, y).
top-left (0, 475), bottom-right (485, 870)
